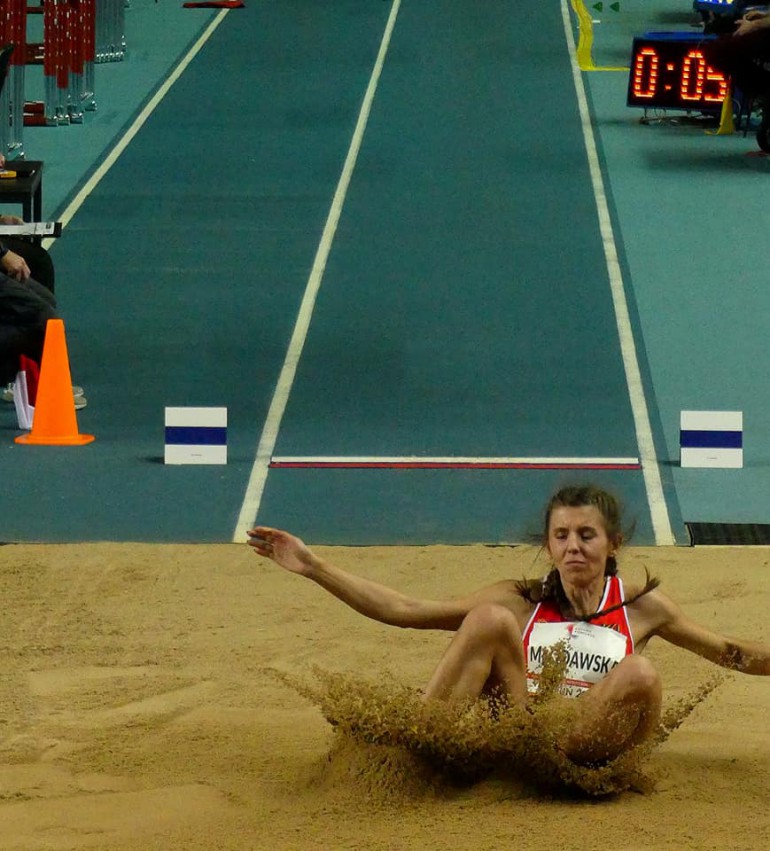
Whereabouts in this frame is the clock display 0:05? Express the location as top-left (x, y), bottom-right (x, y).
top-left (627, 39), bottom-right (729, 110)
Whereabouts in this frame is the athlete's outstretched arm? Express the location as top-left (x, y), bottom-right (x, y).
top-left (638, 590), bottom-right (770, 675)
top-left (247, 526), bottom-right (517, 631)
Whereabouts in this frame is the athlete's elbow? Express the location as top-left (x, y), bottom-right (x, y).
top-left (381, 600), bottom-right (443, 630)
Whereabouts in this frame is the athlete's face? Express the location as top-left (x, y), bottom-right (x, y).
top-left (546, 505), bottom-right (617, 587)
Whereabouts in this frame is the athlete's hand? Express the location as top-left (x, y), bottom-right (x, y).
top-left (247, 526), bottom-right (317, 575)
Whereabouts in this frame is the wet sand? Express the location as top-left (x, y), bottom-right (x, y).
top-left (1, 541), bottom-right (769, 850)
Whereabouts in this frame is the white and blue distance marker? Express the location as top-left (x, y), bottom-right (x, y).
top-left (164, 407), bottom-right (227, 465)
top-left (680, 410), bottom-right (743, 468)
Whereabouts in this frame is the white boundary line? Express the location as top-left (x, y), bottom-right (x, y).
top-left (232, 0), bottom-right (403, 540)
top-left (560, 0), bottom-right (674, 545)
top-left (42, 10), bottom-right (231, 250)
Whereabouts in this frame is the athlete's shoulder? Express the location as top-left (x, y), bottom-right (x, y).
top-left (483, 578), bottom-right (538, 619)
top-left (624, 584), bottom-right (679, 639)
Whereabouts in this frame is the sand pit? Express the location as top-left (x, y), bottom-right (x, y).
top-left (1, 541), bottom-right (769, 849)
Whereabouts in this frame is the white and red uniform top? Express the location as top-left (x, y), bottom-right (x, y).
top-left (521, 575), bottom-right (634, 698)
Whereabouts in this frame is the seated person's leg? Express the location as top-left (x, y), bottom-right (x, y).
top-left (0, 237), bottom-right (55, 294)
top-left (0, 273), bottom-right (57, 385)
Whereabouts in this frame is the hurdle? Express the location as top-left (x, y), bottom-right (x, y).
top-left (95, 0), bottom-right (126, 63)
top-left (4, 0), bottom-right (123, 135)
top-left (66, 0), bottom-right (97, 122)
top-left (24, 0), bottom-right (97, 127)
top-left (0, 0), bottom-right (27, 158)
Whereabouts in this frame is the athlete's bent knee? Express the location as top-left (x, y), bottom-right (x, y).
top-left (459, 603), bottom-right (521, 645)
top-left (615, 654), bottom-right (661, 702)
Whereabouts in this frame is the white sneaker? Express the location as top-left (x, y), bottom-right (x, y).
top-left (3, 382), bottom-right (87, 407)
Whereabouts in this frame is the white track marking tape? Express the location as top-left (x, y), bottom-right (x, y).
top-left (560, 0), bottom-right (674, 544)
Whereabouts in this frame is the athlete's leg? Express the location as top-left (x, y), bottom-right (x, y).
top-left (560, 654), bottom-right (662, 764)
top-left (422, 603), bottom-right (528, 706)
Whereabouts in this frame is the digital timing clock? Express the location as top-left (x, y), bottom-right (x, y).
top-left (627, 34), bottom-right (730, 111)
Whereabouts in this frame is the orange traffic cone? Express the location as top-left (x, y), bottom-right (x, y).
top-left (15, 319), bottom-right (94, 446)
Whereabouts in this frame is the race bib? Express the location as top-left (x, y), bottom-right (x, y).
top-left (526, 620), bottom-right (629, 697)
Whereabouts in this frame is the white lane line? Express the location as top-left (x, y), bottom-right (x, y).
top-left (232, 0), bottom-right (403, 540)
top-left (42, 9), bottom-right (231, 249)
top-left (560, 0), bottom-right (674, 545)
